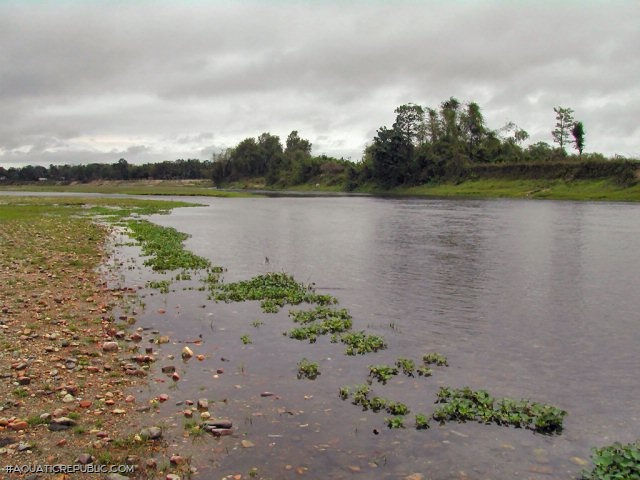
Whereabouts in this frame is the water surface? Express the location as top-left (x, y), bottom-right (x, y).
top-left (116, 196), bottom-right (639, 479)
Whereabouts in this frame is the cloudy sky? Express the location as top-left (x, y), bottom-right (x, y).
top-left (1, 1), bottom-right (638, 168)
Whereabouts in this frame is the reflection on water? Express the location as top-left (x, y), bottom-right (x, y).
top-left (115, 196), bottom-right (639, 479)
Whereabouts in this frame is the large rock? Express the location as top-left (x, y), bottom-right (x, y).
top-left (140, 426), bottom-right (162, 440)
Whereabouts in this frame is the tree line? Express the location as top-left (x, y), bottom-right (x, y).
top-left (1, 98), bottom-right (635, 188)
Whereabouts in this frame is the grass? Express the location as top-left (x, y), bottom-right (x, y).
top-left (125, 219), bottom-right (212, 271)
top-left (383, 178), bottom-right (640, 202)
top-left (0, 179), bottom-right (258, 197)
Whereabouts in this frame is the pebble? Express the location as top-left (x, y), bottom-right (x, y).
top-left (182, 346), bottom-right (193, 359)
top-left (102, 342), bottom-right (119, 352)
top-left (76, 453), bottom-right (93, 465)
top-left (158, 394), bottom-right (169, 402)
top-left (404, 475), bottom-right (424, 480)
top-left (172, 372), bottom-right (180, 381)
top-left (241, 440), bottom-right (255, 448)
top-left (125, 395), bottom-right (135, 403)
top-left (140, 426), bottom-right (162, 440)
top-left (200, 411), bottom-right (211, 419)
top-left (107, 475), bottom-right (130, 480)
top-left (166, 475), bottom-right (181, 480)
top-left (570, 456), bottom-right (589, 466)
top-left (170, 454), bottom-right (184, 465)
top-left (62, 394), bottom-right (75, 403)
top-left (197, 398), bottom-right (209, 410)
top-left (161, 366), bottom-right (176, 374)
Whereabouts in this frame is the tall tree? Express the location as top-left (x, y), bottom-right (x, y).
top-left (425, 108), bottom-right (441, 143)
top-left (552, 107), bottom-right (575, 152)
top-left (393, 103), bottom-right (425, 146)
top-left (571, 121), bottom-right (585, 156)
top-left (460, 101), bottom-right (486, 160)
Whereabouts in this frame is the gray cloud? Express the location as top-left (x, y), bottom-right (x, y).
top-left (1, 0), bottom-right (638, 168)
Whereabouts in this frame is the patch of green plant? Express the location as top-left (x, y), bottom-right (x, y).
top-left (385, 416), bottom-right (405, 429)
top-left (26, 415), bottom-right (49, 426)
top-left (338, 386), bottom-right (350, 400)
top-left (240, 334), bottom-right (252, 345)
top-left (147, 279), bottom-right (171, 293)
top-left (433, 386), bottom-right (566, 434)
top-left (297, 358), bottom-right (320, 380)
top-left (125, 219), bottom-right (211, 271)
top-left (423, 352), bottom-right (448, 366)
top-left (395, 357), bottom-right (415, 377)
top-left (385, 401), bottom-right (409, 416)
top-left (368, 364), bottom-right (399, 385)
top-left (581, 441), bottom-right (640, 480)
top-left (286, 308), bottom-right (353, 342)
top-left (415, 413), bottom-right (430, 430)
top-left (251, 319), bottom-right (264, 328)
top-left (13, 387), bottom-right (29, 398)
top-left (338, 331), bottom-right (387, 355)
top-left (208, 272), bottom-right (337, 313)
top-left (416, 365), bottom-right (433, 377)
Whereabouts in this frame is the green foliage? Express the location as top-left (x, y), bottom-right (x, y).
top-left (339, 331), bottom-right (387, 355)
top-left (240, 334), bottom-right (252, 345)
top-left (581, 441), bottom-right (640, 480)
top-left (286, 307), bottom-right (353, 342)
top-left (297, 358), bottom-right (320, 380)
top-left (147, 280), bottom-right (171, 293)
top-left (368, 364), bottom-right (399, 385)
top-left (385, 416), bottom-right (405, 429)
top-left (208, 272), bottom-right (337, 313)
top-left (552, 106), bottom-right (575, 151)
top-left (385, 401), bottom-right (410, 416)
top-left (415, 413), bottom-right (430, 430)
top-left (126, 219), bottom-right (211, 271)
top-left (423, 352), bottom-right (448, 366)
top-left (433, 386), bottom-right (566, 433)
top-left (395, 357), bottom-right (416, 377)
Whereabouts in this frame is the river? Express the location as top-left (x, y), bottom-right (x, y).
top-left (114, 195), bottom-right (639, 479)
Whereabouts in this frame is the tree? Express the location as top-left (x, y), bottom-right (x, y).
top-left (571, 121), bottom-right (585, 156)
top-left (552, 107), bottom-right (575, 152)
top-left (285, 131), bottom-right (312, 157)
top-left (460, 101), bottom-right (486, 160)
top-left (370, 126), bottom-right (411, 187)
top-left (393, 103), bottom-right (425, 146)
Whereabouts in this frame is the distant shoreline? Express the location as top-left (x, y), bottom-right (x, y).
top-left (1, 177), bottom-right (639, 202)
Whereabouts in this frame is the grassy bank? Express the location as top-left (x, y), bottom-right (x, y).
top-left (0, 179), bottom-right (258, 197)
top-left (0, 195), bottom-right (199, 478)
top-left (3, 177), bottom-right (640, 202)
top-left (383, 178), bottom-right (640, 202)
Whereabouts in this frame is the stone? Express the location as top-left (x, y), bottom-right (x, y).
top-left (102, 342), bottom-right (119, 352)
top-left (125, 395), bottom-right (135, 403)
top-left (79, 400), bottom-right (92, 408)
top-left (171, 372), bottom-right (180, 381)
top-left (197, 398), bottom-right (209, 410)
top-left (170, 454), bottom-right (184, 465)
top-left (106, 475), bottom-right (130, 480)
top-left (166, 475), bottom-right (181, 480)
top-left (183, 410), bottom-right (193, 418)
top-left (140, 426), bottom-right (162, 440)
top-left (145, 458), bottom-right (157, 469)
top-left (205, 420), bottom-right (232, 429)
top-left (158, 394), bottom-right (169, 402)
top-left (200, 412), bottom-right (211, 420)
top-left (570, 456), bottom-right (589, 466)
top-left (260, 392), bottom-right (275, 397)
top-left (161, 366), bottom-right (176, 374)
top-left (76, 453), bottom-right (93, 465)
top-left (207, 428), bottom-right (233, 437)
top-left (241, 439), bottom-right (255, 448)
top-left (404, 475), bottom-right (424, 480)
top-left (182, 346), bottom-right (193, 359)
top-left (9, 421), bottom-right (28, 431)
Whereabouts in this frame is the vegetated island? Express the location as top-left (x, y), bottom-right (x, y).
top-left (1, 98), bottom-right (639, 201)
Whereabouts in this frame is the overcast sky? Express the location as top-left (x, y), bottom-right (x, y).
top-left (1, 1), bottom-right (638, 168)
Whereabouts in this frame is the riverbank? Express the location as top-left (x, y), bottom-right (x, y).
top-left (0, 196), bottom-right (200, 479)
top-left (2, 177), bottom-right (640, 202)
top-left (0, 179), bottom-right (256, 198)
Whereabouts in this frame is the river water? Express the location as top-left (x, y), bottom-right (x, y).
top-left (114, 195), bottom-right (639, 479)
